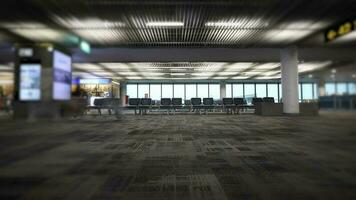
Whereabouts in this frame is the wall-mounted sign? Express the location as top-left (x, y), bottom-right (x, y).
top-left (325, 19), bottom-right (356, 42)
top-left (19, 63), bottom-right (41, 101)
top-left (18, 48), bottom-right (34, 57)
top-left (53, 50), bottom-right (72, 100)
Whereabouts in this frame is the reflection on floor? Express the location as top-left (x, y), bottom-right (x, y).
top-left (0, 112), bottom-right (356, 200)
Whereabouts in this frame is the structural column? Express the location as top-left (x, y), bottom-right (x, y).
top-left (281, 46), bottom-right (300, 114)
top-left (120, 81), bottom-right (127, 106)
top-left (220, 81), bottom-right (226, 99)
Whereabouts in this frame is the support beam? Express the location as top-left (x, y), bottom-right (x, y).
top-left (220, 81), bottom-right (226, 99)
top-left (120, 81), bottom-right (127, 106)
top-left (281, 46), bottom-right (300, 114)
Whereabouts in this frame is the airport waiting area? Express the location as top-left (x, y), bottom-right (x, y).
top-left (1, 0), bottom-right (356, 200)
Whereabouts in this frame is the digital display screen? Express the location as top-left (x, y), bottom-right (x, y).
top-left (20, 63), bottom-right (41, 101)
top-left (53, 50), bottom-right (72, 100)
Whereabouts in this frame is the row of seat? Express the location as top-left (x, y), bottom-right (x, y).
top-left (128, 97), bottom-right (275, 106)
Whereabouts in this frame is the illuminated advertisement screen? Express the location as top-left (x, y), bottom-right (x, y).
top-left (20, 63), bottom-right (41, 101)
top-left (53, 50), bottom-right (72, 100)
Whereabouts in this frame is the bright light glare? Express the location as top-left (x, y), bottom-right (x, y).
top-left (146, 22), bottom-right (184, 27)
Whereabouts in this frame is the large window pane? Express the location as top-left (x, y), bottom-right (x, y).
top-left (302, 83), bottom-right (313, 101)
top-left (226, 84), bottom-right (232, 98)
top-left (267, 84), bottom-right (278, 102)
top-left (209, 84), bottom-right (220, 100)
top-left (162, 84), bottom-right (173, 98)
top-left (185, 84), bottom-right (196, 100)
top-left (256, 84), bottom-right (266, 98)
top-left (197, 84), bottom-right (209, 98)
top-left (349, 83), bottom-right (356, 95)
top-left (325, 83), bottom-right (336, 96)
top-left (138, 84), bottom-right (149, 98)
top-left (150, 84), bottom-right (161, 100)
top-left (174, 84), bottom-right (185, 102)
top-left (127, 84), bottom-right (137, 98)
top-left (336, 83), bottom-right (347, 95)
top-left (232, 84), bottom-right (243, 98)
top-left (244, 84), bottom-right (255, 104)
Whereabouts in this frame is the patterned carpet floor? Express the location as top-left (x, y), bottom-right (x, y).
top-left (0, 112), bottom-right (356, 200)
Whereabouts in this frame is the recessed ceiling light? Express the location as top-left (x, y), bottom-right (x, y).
top-left (331, 69), bottom-right (337, 74)
top-left (146, 21), bottom-right (184, 27)
top-left (205, 22), bottom-right (243, 27)
top-left (170, 73), bottom-right (186, 76)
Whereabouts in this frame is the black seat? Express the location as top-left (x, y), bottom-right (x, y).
top-left (222, 98), bottom-right (234, 105)
top-left (129, 98), bottom-right (140, 106)
top-left (222, 98), bottom-right (236, 114)
top-left (203, 98), bottom-right (214, 106)
top-left (128, 98), bottom-right (140, 114)
top-left (233, 98), bottom-right (244, 105)
top-left (172, 98), bottom-right (182, 107)
top-left (140, 98), bottom-right (152, 106)
top-left (252, 98), bottom-right (263, 105)
top-left (184, 100), bottom-right (191, 106)
top-left (93, 98), bottom-right (104, 107)
top-left (263, 97), bottom-right (275, 103)
top-left (191, 98), bottom-right (202, 106)
top-left (160, 98), bottom-right (172, 106)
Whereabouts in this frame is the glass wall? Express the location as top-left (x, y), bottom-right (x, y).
top-left (244, 84), bottom-right (255, 104)
top-left (127, 82), bottom-right (328, 102)
top-left (226, 84), bottom-right (232, 98)
top-left (267, 84), bottom-right (278, 103)
top-left (232, 84), bottom-right (243, 98)
top-left (209, 84), bottom-right (220, 99)
top-left (197, 84), bottom-right (209, 98)
top-left (349, 83), bottom-right (356, 95)
top-left (127, 84), bottom-right (137, 98)
top-left (302, 83), bottom-right (313, 101)
top-left (185, 84), bottom-right (197, 100)
top-left (325, 83), bottom-right (336, 96)
top-left (336, 83), bottom-right (347, 95)
top-left (255, 84), bottom-right (266, 98)
top-left (174, 84), bottom-right (185, 101)
top-left (138, 84), bottom-right (149, 98)
top-left (150, 84), bottom-right (161, 100)
top-left (162, 84), bottom-right (173, 98)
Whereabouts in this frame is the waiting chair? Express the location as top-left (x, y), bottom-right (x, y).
top-left (140, 98), bottom-right (152, 115)
top-left (203, 98), bottom-right (214, 114)
top-left (222, 98), bottom-right (235, 114)
top-left (263, 97), bottom-right (275, 103)
top-left (191, 98), bottom-right (202, 113)
top-left (172, 98), bottom-right (183, 114)
top-left (160, 98), bottom-right (172, 114)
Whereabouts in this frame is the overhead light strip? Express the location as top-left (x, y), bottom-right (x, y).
top-left (146, 21), bottom-right (184, 27)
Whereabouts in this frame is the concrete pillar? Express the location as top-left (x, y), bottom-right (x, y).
top-left (318, 79), bottom-right (326, 97)
top-left (120, 81), bottom-right (127, 106)
top-left (281, 46), bottom-right (300, 114)
top-left (220, 81), bottom-right (226, 99)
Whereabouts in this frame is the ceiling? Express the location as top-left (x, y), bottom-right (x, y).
top-left (72, 61), bottom-right (332, 80)
top-left (0, 0), bottom-right (356, 48)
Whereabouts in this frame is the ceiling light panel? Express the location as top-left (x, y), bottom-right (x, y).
top-left (146, 21), bottom-right (184, 27)
top-left (1, 22), bottom-right (66, 42)
top-left (298, 61), bottom-right (332, 73)
top-left (254, 63), bottom-right (280, 70)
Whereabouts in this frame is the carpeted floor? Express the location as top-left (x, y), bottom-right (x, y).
top-left (0, 112), bottom-right (356, 200)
